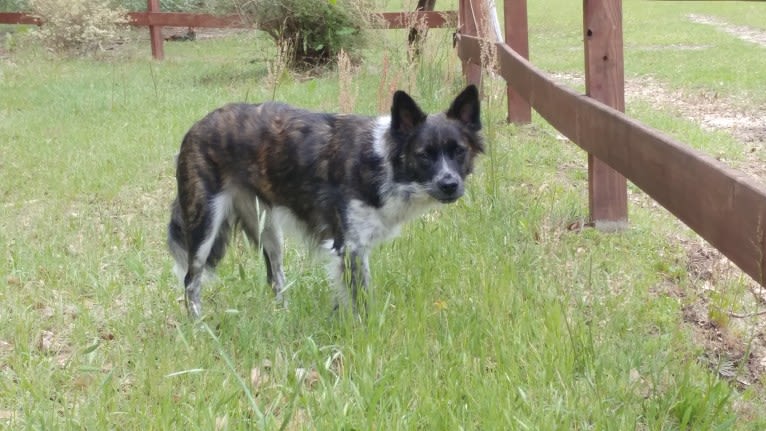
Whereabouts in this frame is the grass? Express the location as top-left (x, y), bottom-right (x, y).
top-left (527, 0), bottom-right (766, 104)
top-left (2, 1), bottom-right (766, 428)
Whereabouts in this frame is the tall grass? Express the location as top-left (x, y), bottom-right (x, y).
top-left (1, 1), bottom-right (765, 428)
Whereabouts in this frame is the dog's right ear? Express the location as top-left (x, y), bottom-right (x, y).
top-left (446, 85), bottom-right (481, 132)
top-left (391, 90), bottom-right (426, 136)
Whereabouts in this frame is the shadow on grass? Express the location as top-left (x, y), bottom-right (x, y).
top-left (195, 64), bottom-right (269, 87)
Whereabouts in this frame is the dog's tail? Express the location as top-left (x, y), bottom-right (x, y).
top-left (168, 198), bottom-right (191, 284)
top-left (168, 197), bottom-right (232, 286)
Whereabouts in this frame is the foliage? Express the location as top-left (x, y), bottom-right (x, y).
top-left (27, 0), bottom-right (129, 55)
top-left (237, 0), bottom-right (372, 69)
top-left (0, 0), bottom-right (219, 11)
top-left (1, 0), bottom-right (766, 429)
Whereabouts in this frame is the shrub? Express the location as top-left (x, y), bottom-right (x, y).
top-left (28, 0), bottom-right (129, 55)
top-left (237, 0), bottom-right (372, 69)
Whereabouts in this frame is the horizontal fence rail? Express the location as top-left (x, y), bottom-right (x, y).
top-left (457, 33), bottom-right (766, 286)
top-left (0, 12), bottom-right (40, 25)
top-left (0, 10), bottom-right (457, 29)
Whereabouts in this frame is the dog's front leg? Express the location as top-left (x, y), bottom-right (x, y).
top-left (346, 249), bottom-right (370, 315)
top-left (328, 247), bottom-right (370, 316)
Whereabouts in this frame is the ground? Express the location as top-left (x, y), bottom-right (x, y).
top-left (549, 13), bottom-right (766, 395)
top-left (2, 6), bottom-right (766, 427)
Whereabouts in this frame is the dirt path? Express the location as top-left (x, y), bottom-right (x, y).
top-left (550, 36), bottom-right (766, 388)
top-left (550, 72), bottom-right (766, 176)
top-left (687, 14), bottom-right (766, 48)
top-left (626, 71), bottom-right (766, 390)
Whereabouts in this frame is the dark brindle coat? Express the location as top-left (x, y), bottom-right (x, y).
top-left (168, 85), bottom-right (483, 318)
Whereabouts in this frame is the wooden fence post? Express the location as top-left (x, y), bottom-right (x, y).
top-left (148, 0), bottom-right (164, 60)
top-left (459, 0), bottom-right (484, 88)
top-left (503, 0), bottom-right (531, 124)
top-left (583, 0), bottom-right (627, 230)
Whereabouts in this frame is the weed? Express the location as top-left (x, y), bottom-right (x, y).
top-left (27, 0), bottom-right (129, 56)
top-left (337, 49), bottom-right (356, 113)
top-left (1, 1), bottom-right (765, 429)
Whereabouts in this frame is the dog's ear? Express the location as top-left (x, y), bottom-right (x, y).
top-left (391, 90), bottom-right (426, 136)
top-left (446, 85), bottom-right (481, 132)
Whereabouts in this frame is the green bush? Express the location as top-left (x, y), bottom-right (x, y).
top-left (239, 0), bottom-right (372, 69)
top-left (28, 0), bottom-right (129, 55)
top-left (0, 1), bottom-right (220, 12)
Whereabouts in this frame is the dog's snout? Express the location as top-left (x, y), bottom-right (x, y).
top-left (438, 176), bottom-right (460, 195)
top-left (429, 161), bottom-right (465, 203)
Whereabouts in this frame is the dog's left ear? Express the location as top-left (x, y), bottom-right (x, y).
top-left (446, 85), bottom-right (481, 132)
top-left (391, 90), bottom-right (427, 136)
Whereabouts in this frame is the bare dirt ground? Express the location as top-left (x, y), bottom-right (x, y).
top-left (551, 14), bottom-right (766, 392)
top-left (158, 26), bottom-right (251, 41)
top-left (677, 13), bottom-right (766, 397)
top-left (688, 14), bottom-right (766, 48)
top-left (560, 66), bottom-right (766, 388)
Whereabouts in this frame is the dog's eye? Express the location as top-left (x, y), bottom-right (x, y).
top-left (454, 146), bottom-right (466, 157)
top-left (415, 151), bottom-right (434, 167)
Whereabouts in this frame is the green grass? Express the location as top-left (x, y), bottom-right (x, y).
top-left (526, 0), bottom-right (766, 104)
top-left (2, 1), bottom-right (766, 429)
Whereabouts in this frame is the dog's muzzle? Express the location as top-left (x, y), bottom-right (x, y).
top-left (429, 172), bottom-right (464, 203)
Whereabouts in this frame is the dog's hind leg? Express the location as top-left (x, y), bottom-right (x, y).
top-left (183, 192), bottom-right (233, 319)
top-left (261, 219), bottom-right (286, 305)
top-left (168, 198), bottom-right (189, 285)
top-left (236, 200), bottom-right (287, 306)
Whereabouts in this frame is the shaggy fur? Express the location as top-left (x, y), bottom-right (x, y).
top-left (168, 85), bottom-right (483, 318)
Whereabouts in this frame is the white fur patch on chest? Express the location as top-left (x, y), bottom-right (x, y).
top-left (345, 185), bottom-right (439, 250)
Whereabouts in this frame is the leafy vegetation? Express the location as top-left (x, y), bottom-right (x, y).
top-left (0, 0), bottom-right (218, 12)
top-left (1, 0), bottom-right (765, 428)
top-left (26, 0), bottom-right (128, 55)
top-left (236, 0), bottom-right (373, 69)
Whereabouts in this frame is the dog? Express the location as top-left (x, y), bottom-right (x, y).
top-left (168, 85), bottom-right (483, 318)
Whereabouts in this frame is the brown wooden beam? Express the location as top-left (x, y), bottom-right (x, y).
top-left (583, 0), bottom-right (628, 229)
top-left (0, 12), bottom-right (40, 25)
top-left (458, 0), bottom-right (485, 88)
top-left (146, 0), bottom-right (164, 60)
top-left (379, 11), bottom-right (455, 29)
top-left (457, 33), bottom-right (766, 286)
top-left (503, 0), bottom-right (531, 124)
top-left (129, 11), bottom-right (457, 29)
top-left (0, 10), bottom-right (456, 29)
top-left (127, 12), bottom-right (246, 28)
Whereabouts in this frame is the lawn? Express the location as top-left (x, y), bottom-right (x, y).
top-left (1, 0), bottom-right (766, 429)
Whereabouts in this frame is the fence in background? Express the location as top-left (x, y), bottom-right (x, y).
top-left (456, 0), bottom-right (766, 287)
top-left (0, 2), bottom-right (457, 60)
top-left (3, 0), bottom-right (766, 288)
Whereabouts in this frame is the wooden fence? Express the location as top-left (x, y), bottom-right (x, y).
top-left (0, 4), bottom-right (456, 60)
top-left (456, 0), bottom-right (766, 286)
top-left (4, 0), bottom-right (765, 287)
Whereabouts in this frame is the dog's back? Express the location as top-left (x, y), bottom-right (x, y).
top-left (169, 87), bottom-right (483, 318)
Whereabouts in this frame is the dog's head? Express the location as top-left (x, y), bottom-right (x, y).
top-left (390, 85), bottom-right (484, 203)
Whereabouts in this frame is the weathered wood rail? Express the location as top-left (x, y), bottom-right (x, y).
top-left (0, 9), bottom-right (456, 60)
top-left (4, 0), bottom-right (765, 287)
top-left (456, 0), bottom-right (766, 286)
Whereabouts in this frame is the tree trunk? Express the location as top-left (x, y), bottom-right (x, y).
top-left (407, 0), bottom-right (436, 57)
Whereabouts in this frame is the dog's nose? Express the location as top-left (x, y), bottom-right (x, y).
top-left (438, 177), bottom-right (459, 195)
